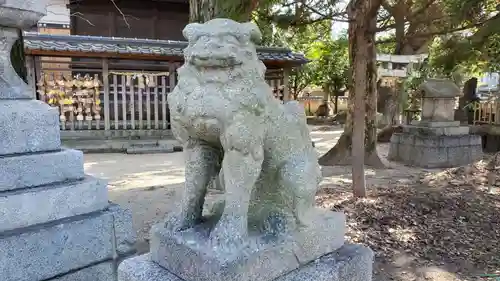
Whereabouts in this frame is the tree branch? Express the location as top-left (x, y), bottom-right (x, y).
top-left (110, 0), bottom-right (130, 28)
top-left (376, 13), bottom-right (500, 44)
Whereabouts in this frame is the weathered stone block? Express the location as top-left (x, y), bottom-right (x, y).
top-left (0, 206), bottom-right (135, 281)
top-left (0, 149), bottom-right (85, 192)
top-left (150, 210), bottom-right (345, 281)
top-left (388, 128), bottom-right (483, 168)
top-left (387, 143), bottom-right (398, 159)
top-left (0, 100), bottom-right (60, 155)
top-left (471, 135), bottom-right (482, 145)
top-left (398, 144), bottom-right (412, 161)
top-left (399, 133), bottom-right (415, 145)
top-left (0, 176), bottom-right (109, 232)
top-left (470, 143), bottom-right (484, 162)
top-left (447, 146), bottom-right (469, 167)
top-left (413, 135), bottom-right (438, 147)
top-left (405, 125), bottom-right (469, 136)
top-left (276, 244), bottom-right (374, 281)
top-left (48, 262), bottom-right (115, 281)
top-left (410, 121), bottom-right (461, 127)
top-left (389, 133), bottom-right (401, 144)
top-left (118, 244), bottom-right (373, 281)
top-left (109, 203), bottom-right (138, 255)
top-left (421, 97), bottom-right (456, 122)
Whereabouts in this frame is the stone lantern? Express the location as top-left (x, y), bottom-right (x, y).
top-left (419, 78), bottom-right (461, 124)
top-left (388, 79), bottom-right (483, 168)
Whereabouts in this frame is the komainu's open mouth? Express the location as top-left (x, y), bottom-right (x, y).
top-left (191, 55), bottom-right (242, 68)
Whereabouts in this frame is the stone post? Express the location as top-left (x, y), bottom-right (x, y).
top-left (0, 2), bottom-right (136, 280)
top-left (388, 78), bottom-right (483, 168)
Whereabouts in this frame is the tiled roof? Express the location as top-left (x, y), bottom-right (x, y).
top-left (23, 33), bottom-right (308, 65)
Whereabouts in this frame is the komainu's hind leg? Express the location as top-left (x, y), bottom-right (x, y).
top-left (279, 154), bottom-right (321, 228)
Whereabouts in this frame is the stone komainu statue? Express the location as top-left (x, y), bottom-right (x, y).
top-left (166, 19), bottom-right (321, 246)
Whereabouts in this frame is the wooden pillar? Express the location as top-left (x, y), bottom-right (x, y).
top-left (102, 58), bottom-right (111, 131)
top-left (282, 67), bottom-right (291, 103)
top-left (25, 55), bottom-right (37, 99)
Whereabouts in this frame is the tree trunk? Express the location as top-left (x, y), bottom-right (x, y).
top-left (334, 94), bottom-right (339, 114)
top-left (189, 0), bottom-right (259, 23)
top-left (318, 0), bottom-right (384, 171)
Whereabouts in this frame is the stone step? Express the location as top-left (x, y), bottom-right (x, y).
top-left (126, 141), bottom-right (182, 154)
top-left (0, 100), bottom-right (61, 155)
top-left (0, 204), bottom-right (136, 281)
top-left (0, 176), bottom-right (108, 232)
top-left (128, 142), bottom-right (160, 148)
top-left (0, 149), bottom-right (85, 192)
top-left (126, 146), bottom-right (176, 154)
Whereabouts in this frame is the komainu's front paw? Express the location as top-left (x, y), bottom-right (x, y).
top-left (209, 216), bottom-right (248, 252)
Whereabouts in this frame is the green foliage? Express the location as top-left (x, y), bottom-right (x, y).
top-left (307, 32), bottom-right (349, 96)
top-left (271, 21), bottom-right (350, 99)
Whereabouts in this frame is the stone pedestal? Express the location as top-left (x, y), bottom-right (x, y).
top-left (119, 210), bottom-right (373, 281)
top-left (118, 208), bottom-right (373, 281)
top-left (388, 79), bottom-right (483, 168)
top-left (151, 210), bottom-right (345, 281)
top-left (119, 245), bottom-right (374, 281)
top-left (0, 2), bottom-right (136, 280)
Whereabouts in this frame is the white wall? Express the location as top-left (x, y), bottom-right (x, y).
top-left (39, 0), bottom-right (70, 26)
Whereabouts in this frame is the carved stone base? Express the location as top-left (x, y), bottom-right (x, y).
top-left (119, 244), bottom-right (373, 281)
top-left (149, 209), bottom-right (345, 281)
top-left (388, 126), bottom-right (483, 168)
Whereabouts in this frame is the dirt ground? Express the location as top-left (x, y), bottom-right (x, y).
top-left (83, 125), bottom-right (500, 281)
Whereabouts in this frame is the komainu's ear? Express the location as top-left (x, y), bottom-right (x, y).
top-left (241, 22), bottom-right (262, 44)
top-left (183, 23), bottom-right (203, 42)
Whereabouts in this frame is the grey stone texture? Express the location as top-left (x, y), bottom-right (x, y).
top-left (388, 129), bottom-right (483, 168)
top-left (48, 262), bottom-right (115, 281)
top-left (419, 78), bottom-right (461, 98)
top-left (419, 79), bottom-right (461, 122)
top-left (0, 176), bottom-right (109, 232)
top-left (118, 244), bottom-right (373, 281)
top-left (151, 210), bottom-right (345, 281)
top-left (0, 148), bottom-right (85, 192)
top-left (0, 1), bottom-right (47, 30)
top-left (0, 100), bottom-right (61, 155)
top-left (109, 203), bottom-right (138, 255)
top-left (403, 124), bottom-right (469, 136)
top-left (0, 207), bottom-right (135, 281)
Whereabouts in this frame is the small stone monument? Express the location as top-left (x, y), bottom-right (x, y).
top-left (388, 78), bottom-right (482, 168)
top-left (0, 1), bottom-right (136, 280)
top-left (118, 18), bottom-right (373, 281)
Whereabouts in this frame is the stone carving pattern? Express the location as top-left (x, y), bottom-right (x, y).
top-left (166, 19), bottom-right (321, 249)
